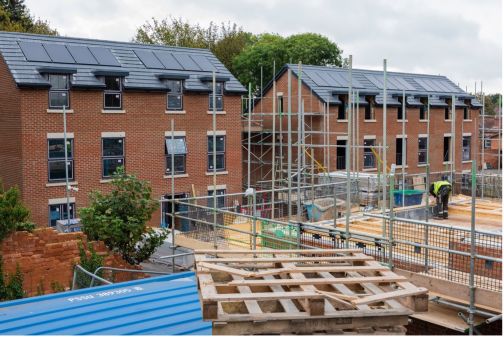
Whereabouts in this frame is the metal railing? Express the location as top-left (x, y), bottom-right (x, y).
top-left (166, 190), bottom-right (502, 293)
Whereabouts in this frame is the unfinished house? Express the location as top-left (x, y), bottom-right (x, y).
top-left (0, 31), bottom-right (246, 228)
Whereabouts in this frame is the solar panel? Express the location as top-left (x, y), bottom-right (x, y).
top-left (327, 72), bottom-right (348, 87)
top-left (67, 45), bottom-right (98, 65)
top-left (89, 47), bottom-right (120, 66)
top-left (134, 49), bottom-right (164, 69)
top-left (414, 78), bottom-right (436, 92)
top-left (190, 55), bottom-right (215, 72)
top-left (43, 43), bottom-right (75, 64)
top-left (317, 71), bottom-right (337, 86)
top-left (18, 41), bottom-right (51, 62)
top-left (154, 51), bottom-right (183, 70)
top-left (173, 53), bottom-right (201, 71)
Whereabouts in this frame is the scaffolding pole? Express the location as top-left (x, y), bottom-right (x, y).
top-left (271, 61), bottom-right (276, 218)
top-left (451, 94), bottom-right (456, 187)
top-left (402, 90), bottom-right (406, 207)
top-left (247, 83), bottom-right (252, 188)
top-left (345, 55), bottom-right (353, 248)
top-left (287, 69), bottom-right (293, 220)
top-left (296, 62), bottom-right (302, 249)
top-left (212, 71), bottom-right (217, 249)
top-left (382, 59), bottom-right (388, 237)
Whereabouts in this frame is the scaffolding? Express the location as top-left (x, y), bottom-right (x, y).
top-left (163, 60), bottom-right (502, 335)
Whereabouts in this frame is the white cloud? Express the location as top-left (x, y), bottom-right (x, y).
top-left (26, 0), bottom-right (502, 92)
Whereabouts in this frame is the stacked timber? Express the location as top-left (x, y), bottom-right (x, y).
top-left (195, 249), bottom-right (428, 335)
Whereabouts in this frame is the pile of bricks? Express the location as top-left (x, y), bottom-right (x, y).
top-left (1, 228), bottom-right (132, 297)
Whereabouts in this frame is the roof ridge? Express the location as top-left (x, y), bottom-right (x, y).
top-left (287, 63), bottom-right (450, 79)
top-left (0, 31), bottom-right (213, 53)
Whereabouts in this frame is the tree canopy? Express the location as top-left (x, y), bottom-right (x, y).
top-left (0, 0), bottom-right (58, 35)
top-left (133, 17), bottom-right (343, 91)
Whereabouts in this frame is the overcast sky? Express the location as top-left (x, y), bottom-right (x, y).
top-left (26, 0), bottom-right (502, 93)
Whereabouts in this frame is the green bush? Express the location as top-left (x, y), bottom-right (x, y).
top-left (80, 167), bottom-right (167, 264)
top-left (0, 182), bottom-right (33, 242)
top-left (75, 241), bottom-right (104, 288)
top-left (0, 258), bottom-right (24, 301)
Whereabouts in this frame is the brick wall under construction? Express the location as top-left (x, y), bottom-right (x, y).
top-left (1, 228), bottom-right (132, 297)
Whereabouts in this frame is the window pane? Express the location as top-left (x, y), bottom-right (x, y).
top-left (49, 91), bottom-right (69, 108)
top-left (48, 139), bottom-right (72, 158)
top-left (167, 80), bottom-right (182, 93)
top-left (103, 158), bottom-right (124, 177)
top-left (208, 154), bottom-right (225, 170)
top-left (103, 138), bottom-right (124, 156)
top-left (166, 154), bottom-right (186, 174)
top-left (104, 93), bottom-right (121, 108)
top-left (207, 136), bottom-right (225, 152)
top-left (105, 77), bottom-right (121, 91)
top-left (167, 94), bottom-right (182, 110)
top-left (208, 189), bottom-right (226, 208)
top-left (165, 137), bottom-right (187, 155)
top-left (49, 75), bottom-right (68, 89)
top-left (208, 95), bottom-right (223, 111)
top-left (418, 151), bottom-right (427, 164)
top-left (49, 203), bottom-right (75, 227)
top-left (418, 137), bottom-right (427, 150)
top-left (49, 160), bottom-right (73, 181)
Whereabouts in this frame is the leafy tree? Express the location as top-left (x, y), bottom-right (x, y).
top-left (233, 33), bottom-right (343, 90)
top-left (134, 17), bottom-right (253, 78)
top-left (0, 0), bottom-right (57, 35)
top-left (0, 258), bottom-right (24, 301)
top-left (0, 182), bottom-right (34, 242)
top-left (79, 167), bottom-right (167, 264)
top-left (74, 241), bottom-right (104, 288)
top-left (483, 94), bottom-right (502, 116)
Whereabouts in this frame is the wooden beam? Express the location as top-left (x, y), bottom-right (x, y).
top-left (252, 265), bottom-right (390, 277)
top-left (203, 290), bottom-right (324, 302)
top-left (352, 287), bottom-right (429, 305)
top-left (227, 275), bottom-right (406, 287)
top-left (194, 248), bottom-right (362, 255)
top-left (197, 255), bottom-right (373, 264)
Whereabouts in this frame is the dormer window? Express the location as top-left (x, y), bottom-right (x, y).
top-left (208, 82), bottom-right (224, 111)
top-left (104, 76), bottom-right (122, 110)
top-left (167, 80), bottom-right (183, 111)
top-left (48, 74), bottom-right (70, 109)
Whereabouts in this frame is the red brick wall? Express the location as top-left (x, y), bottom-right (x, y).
top-left (0, 61), bottom-right (243, 226)
top-left (1, 228), bottom-right (132, 297)
top-left (253, 71), bottom-right (480, 178)
top-left (449, 240), bottom-right (502, 280)
top-left (0, 56), bottom-right (22, 190)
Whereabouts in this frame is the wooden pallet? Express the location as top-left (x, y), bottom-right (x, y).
top-left (195, 249), bottom-right (428, 335)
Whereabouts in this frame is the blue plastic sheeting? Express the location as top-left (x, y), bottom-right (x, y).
top-left (0, 271), bottom-right (211, 335)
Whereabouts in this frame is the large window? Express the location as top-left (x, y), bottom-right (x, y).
top-left (397, 106), bottom-right (406, 120)
top-left (444, 107), bottom-right (451, 120)
top-left (208, 189), bottom-right (226, 209)
top-left (419, 105), bottom-right (427, 121)
top-left (462, 136), bottom-right (471, 161)
top-left (363, 139), bottom-right (376, 169)
top-left (165, 136), bottom-right (187, 174)
top-left (364, 101), bottom-right (375, 120)
top-left (207, 135), bottom-right (225, 171)
top-left (167, 80), bottom-right (183, 110)
top-left (49, 74), bottom-right (70, 109)
top-left (104, 76), bottom-right (122, 109)
top-left (396, 137), bottom-right (407, 165)
top-left (418, 137), bottom-right (427, 164)
top-left (443, 136), bottom-right (451, 162)
top-left (49, 203), bottom-right (75, 227)
top-left (48, 138), bottom-right (74, 182)
top-left (338, 102), bottom-right (347, 120)
top-left (463, 107), bottom-right (471, 120)
top-left (102, 137), bottom-right (124, 178)
top-left (208, 82), bottom-right (224, 111)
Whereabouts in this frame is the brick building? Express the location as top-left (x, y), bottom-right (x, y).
top-left (248, 64), bottom-right (482, 184)
top-left (0, 32), bottom-right (245, 228)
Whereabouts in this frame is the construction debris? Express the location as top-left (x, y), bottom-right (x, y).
top-left (194, 249), bottom-right (428, 335)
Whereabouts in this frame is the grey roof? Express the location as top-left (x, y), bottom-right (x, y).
top-left (0, 31), bottom-right (246, 93)
top-left (279, 64), bottom-right (480, 107)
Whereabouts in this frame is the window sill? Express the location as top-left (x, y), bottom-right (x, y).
top-left (102, 109), bottom-right (126, 114)
top-left (205, 171), bottom-right (228, 176)
top-left (100, 179), bottom-right (112, 183)
top-left (207, 111), bottom-right (226, 115)
top-left (337, 119), bottom-right (348, 122)
top-left (443, 161), bottom-right (453, 165)
top-left (419, 120), bottom-right (428, 123)
top-left (418, 163), bottom-right (428, 167)
top-left (463, 119), bottom-right (473, 122)
top-left (362, 168), bottom-right (377, 172)
top-left (47, 109), bottom-right (74, 113)
top-left (462, 160), bottom-right (473, 164)
top-left (395, 165), bottom-right (409, 168)
top-left (444, 119), bottom-right (452, 122)
top-left (165, 110), bottom-right (186, 114)
top-left (46, 181), bottom-right (78, 187)
top-left (364, 119), bottom-right (376, 122)
top-left (397, 120), bottom-right (409, 122)
top-left (163, 173), bottom-right (189, 179)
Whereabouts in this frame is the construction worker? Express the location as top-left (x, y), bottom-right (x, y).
top-left (429, 176), bottom-right (452, 219)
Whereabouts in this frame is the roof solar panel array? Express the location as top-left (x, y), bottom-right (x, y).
top-left (43, 43), bottom-right (75, 63)
top-left (18, 41), bottom-right (51, 62)
top-left (154, 51), bottom-right (183, 70)
top-left (134, 49), bottom-right (164, 69)
top-left (88, 47), bottom-right (120, 67)
top-left (173, 53), bottom-right (201, 71)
